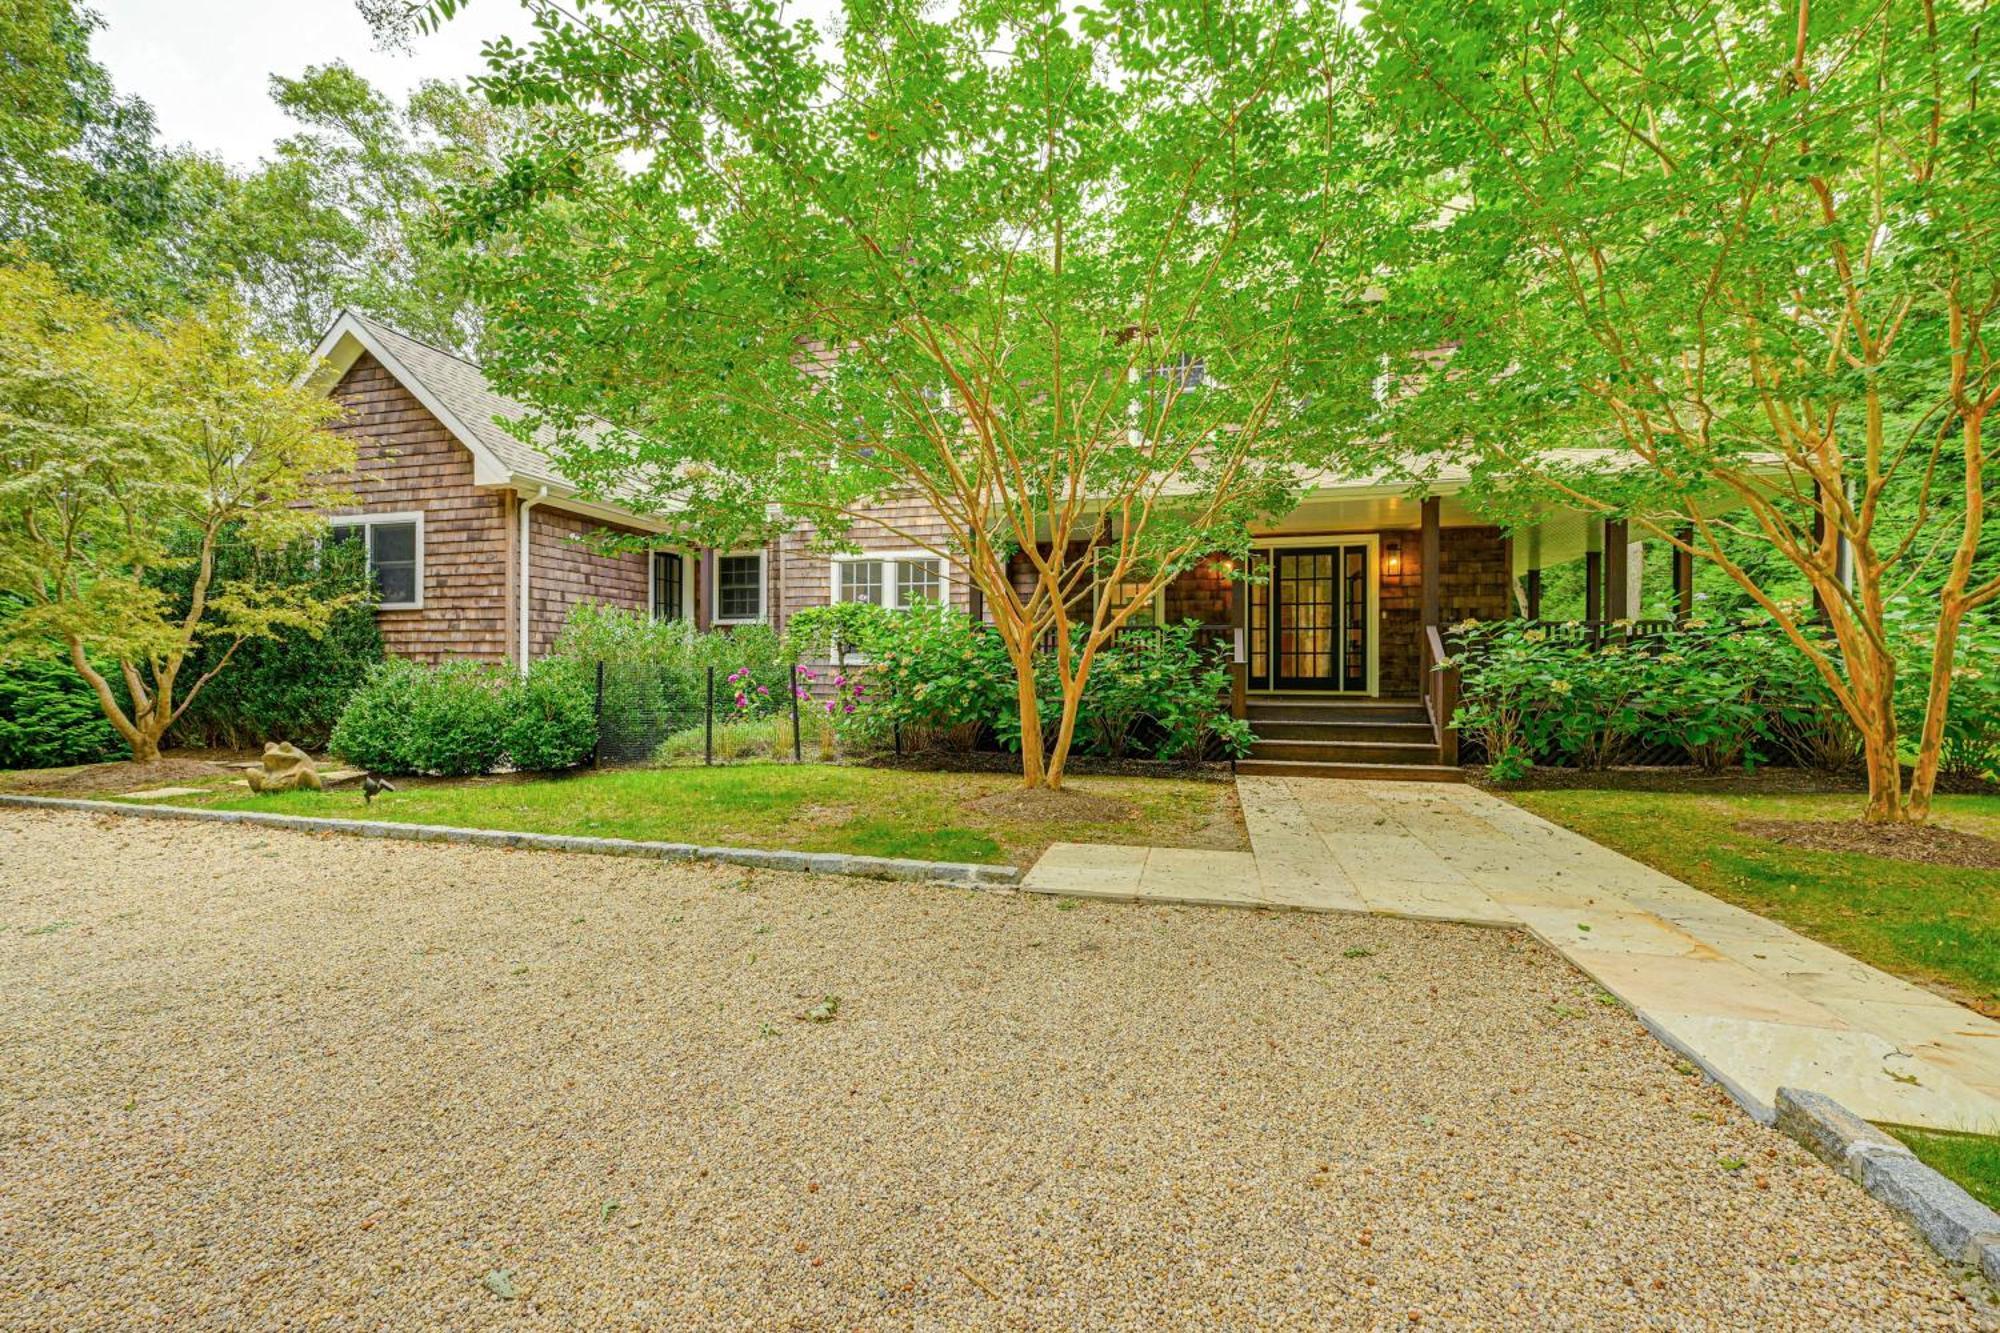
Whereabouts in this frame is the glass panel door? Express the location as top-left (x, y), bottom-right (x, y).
top-left (1258, 543), bottom-right (1370, 693)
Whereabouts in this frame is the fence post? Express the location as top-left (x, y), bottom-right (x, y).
top-left (790, 662), bottom-right (803, 763)
top-left (593, 660), bottom-right (605, 769)
top-left (705, 665), bottom-right (715, 766)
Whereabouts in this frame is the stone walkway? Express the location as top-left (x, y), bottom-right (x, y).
top-left (1025, 775), bottom-right (2000, 1132)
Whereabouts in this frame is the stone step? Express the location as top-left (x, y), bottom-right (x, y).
top-left (1235, 758), bottom-right (1466, 783)
top-left (1248, 718), bottom-right (1439, 744)
top-left (1246, 738), bottom-right (1443, 766)
top-left (1245, 698), bottom-right (1431, 725)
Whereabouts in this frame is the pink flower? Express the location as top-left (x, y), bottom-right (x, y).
top-left (734, 691), bottom-right (748, 707)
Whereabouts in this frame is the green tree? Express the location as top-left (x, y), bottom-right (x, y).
top-left (1372, 0), bottom-right (2000, 821)
top-left (219, 63), bottom-right (521, 350)
top-left (428, 0), bottom-right (1407, 790)
top-left (0, 265), bottom-right (357, 762)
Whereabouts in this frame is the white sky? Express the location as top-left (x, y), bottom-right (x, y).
top-left (91, 0), bottom-right (545, 168)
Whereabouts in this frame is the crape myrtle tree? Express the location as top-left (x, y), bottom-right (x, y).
top-left (1369, 0), bottom-right (1999, 822)
top-left (425, 0), bottom-right (1410, 790)
top-left (0, 266), bottom-right (356, 762)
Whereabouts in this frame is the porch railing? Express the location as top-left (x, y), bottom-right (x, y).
top-left (1421, 623), bottom-right (1460, 766)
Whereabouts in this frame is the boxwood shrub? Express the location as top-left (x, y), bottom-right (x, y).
top-left (501, 658), bottom-right (599, 772)
top-left (331, 656), bottom-right (598, 776)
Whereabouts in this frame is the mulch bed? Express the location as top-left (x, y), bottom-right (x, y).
top-left (863, 749), bottom-right (1236, 782)
top-left (1473, 765), bottom-right (1999, 798)
top-left (962, 786), bottom-right (1137, 824)
top-left (0, 752), bottom-right (259, 797)
top-left (1734, 818), bottom-right (2000, 870)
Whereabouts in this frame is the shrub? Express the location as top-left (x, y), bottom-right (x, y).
top-left (1450, 616), bottom-right (1846, 778)
top-left (501, 658), bottom-right (598, 771)
top-left (861, 607), bottom-right (1248, 763)
top-left (863, 604), bottom-right (1027, 743)
top-left (330, 659), bottom-right (510, 776)
top-left (551, 602), bottom-right (784, 673)
top-left (163, 531), bottom-right (384, 751)
top-left (1887, 599), bottom-right (2000, 780)
top-left (0, 653), bottom-right (128, 769)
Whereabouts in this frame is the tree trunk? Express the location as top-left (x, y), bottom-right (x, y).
top-left (1005, 638), bottom-right (1047, 789)
top-left (1907, 408), bottom-right (1989, 822)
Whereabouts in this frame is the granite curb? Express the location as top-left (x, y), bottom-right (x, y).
top-left (1775, 1087), bottom-right (2000, 1281)
top-left (0, 793), bottom-right (1021, 888)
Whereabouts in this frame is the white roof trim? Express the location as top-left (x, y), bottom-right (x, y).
top-left (305, 311), bottom-right (516, 489)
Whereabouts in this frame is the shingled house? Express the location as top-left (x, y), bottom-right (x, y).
top-left (306, 311), bottom-right (1677, 778)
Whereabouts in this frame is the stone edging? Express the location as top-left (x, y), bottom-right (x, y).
top-left (0, 793), bottom-right (1021, 888)
top-left (1775, 1087), bottom-right (2000, 1280)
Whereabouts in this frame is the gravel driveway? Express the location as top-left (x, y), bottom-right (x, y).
top-left (0, 808), bottom-right (1982, 1328)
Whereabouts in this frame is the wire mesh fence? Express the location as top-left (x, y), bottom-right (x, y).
top-left (593, 661), bottom-right (852, 767)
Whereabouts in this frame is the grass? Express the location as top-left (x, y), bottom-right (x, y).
top-left (1890, 1128), bottom-right (2000, 1212)
top-left (1504, 788), bottom-right (2000, 1013)
top-left (160, 763), bottom-right (1244, 867)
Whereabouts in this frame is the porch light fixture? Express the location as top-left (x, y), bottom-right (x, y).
top-left (1384, 540), bottom-right (1402, 576)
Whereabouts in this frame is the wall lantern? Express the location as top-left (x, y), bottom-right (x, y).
top-left (1384, 540), bottom-right (1402, 577)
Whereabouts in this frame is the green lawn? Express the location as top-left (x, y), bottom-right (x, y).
top-left (163, 764), bottom-right (1244, 867)
top-left (1891, 1128), bottom-right (2000, 1211)
top-left (1505, 788), bottom-right (2000, 1014)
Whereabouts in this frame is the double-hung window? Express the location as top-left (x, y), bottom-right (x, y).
top-left (833, 554), bottom-right (945, 609)
top-left (328, 512), bottom-right (424, 610)
top-left (713, 551), bottom-right (767, 623)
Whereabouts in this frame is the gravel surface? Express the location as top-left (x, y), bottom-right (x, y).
top-left (0, 808), bottom-right (1984, 1329)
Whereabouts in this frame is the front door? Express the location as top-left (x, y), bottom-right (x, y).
top-left (1253, 544), bottom-right (1372, 692)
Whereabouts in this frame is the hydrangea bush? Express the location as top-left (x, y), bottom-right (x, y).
top-left (1447, 617), bottom-right (1849, 781)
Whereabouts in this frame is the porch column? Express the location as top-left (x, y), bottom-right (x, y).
top-left (1584, 546), bottom-right (1603, 622)
top-left (1227, 557), bottom-right (1248, 720)
top-left (964, 525), bottom-right (985, 624)
top-left (1604, 518), bottom-right (1631, 620)
top-left (1420, 496), bottom-right (1441, 628)
top-left (695, 548), bottom-right (712, 630)
top-left (1673, 524), bottom-right (1695, 620)
top-left (1810, 477), bottom-right (1855, 621)
top-left (1519, 521), bottom-right (1542, 619)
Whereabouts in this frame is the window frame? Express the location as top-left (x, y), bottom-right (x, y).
top-left (327, 510), bottom-right (425, 611)
top-left (829, 551), bottom-right (950, 611)
top-left (648, 548), bottom-right (694, 623)
top-left (710, 549), bottom-right (769, 625)
top-left (1092, 562), bottom-right (1166, 626)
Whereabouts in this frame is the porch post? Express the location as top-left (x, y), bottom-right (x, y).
top-left (965, 526), bottom-right (985, 624)
top-left (1227, 558), bottom-right (1248, 720)
top-left (1420, 496), bottom-right (1441, 628)
top-left (1525, 568), bottom-right (1542, 620)
top-left (1584, 549), bottom-right (1603, 622)
top-left (1809, 478), bottom-right (1854, 621)
top-left (695, 548), bottom-right (712, 630)
top-left (1604, 518), bottom-right (1631, 620)
top-left (1673, 524), bottom-right (1695, 620)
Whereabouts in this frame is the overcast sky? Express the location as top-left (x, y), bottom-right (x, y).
top-left (90, 0), bottom-right (545, 168)
top-left (91, 2), bottom-right (848, 169)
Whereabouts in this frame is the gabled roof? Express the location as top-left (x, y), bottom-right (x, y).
top-left (306, 310), bottom-right (574, 491)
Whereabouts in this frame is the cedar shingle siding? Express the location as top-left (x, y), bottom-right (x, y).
top-left (527, 505), bottom-right (650, 657)
top-left (326, 354), bottom-right (513, 663)
top-left (773, 497), bottom-right (976, 629)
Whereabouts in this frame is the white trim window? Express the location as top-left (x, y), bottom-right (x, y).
top-left (1095, 567), bottom-right (1165, 627)
top-left (649, 549), bottom-right (693, 622)
top-left (328, 511), bottom-right (425, 610)
top-left (712, 550), bottom-right (768, 623)
top-left (832, 552), bottom-right (947, 610)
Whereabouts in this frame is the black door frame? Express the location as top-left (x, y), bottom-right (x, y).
top-left (1253, 540), bottom-right (1375, 694)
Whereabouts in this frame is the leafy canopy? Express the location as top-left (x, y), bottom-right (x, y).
top-left (447, 0), bottom-right (1414, 582)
